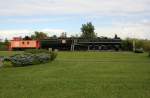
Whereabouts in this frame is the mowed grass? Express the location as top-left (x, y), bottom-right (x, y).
top-left (0, 51), bottom-right (150, 98)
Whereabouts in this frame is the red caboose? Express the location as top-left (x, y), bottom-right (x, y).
top-left (9, 37), bottom-right (40, 50)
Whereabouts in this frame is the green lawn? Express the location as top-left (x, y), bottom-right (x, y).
top-left (0, 51), bottom-right (150, 98)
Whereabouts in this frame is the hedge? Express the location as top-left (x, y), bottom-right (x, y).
top-left (25, 49), bottom-right (50, 54)
top-left (25, 49), bottom-right (57, 61)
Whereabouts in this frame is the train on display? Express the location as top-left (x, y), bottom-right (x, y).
top-left (9, 36), bottom-right (122, 51)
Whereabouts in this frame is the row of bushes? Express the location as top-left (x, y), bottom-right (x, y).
top-left (3, 49), bottom-right (57, 67)
top-left (122, 38), bottom-right (150, 52)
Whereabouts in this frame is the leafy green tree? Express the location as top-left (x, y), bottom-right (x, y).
top-left (4, 38), bottom-right (9, 44)
top-left (23, 36), bottom-right (32, 40)
top-left (81, 22), bottom-right (96, 39)
top-left (60, 32), bottom-right (67, 38)
top-left (51, 35), bottom-right (57, 39)
top-left (121, 38), bottom-right (150, 52)
top-left (31, 31), bottom-right (48, 40)
top-left (0, 38), bottom-right (8, 51)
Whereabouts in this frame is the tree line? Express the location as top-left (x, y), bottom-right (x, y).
top-left (0, 22), bottom-right (150, 51)
top-left (22, 22), bottom-right (97, 40)
top-left (122, 38), bottom-right (150, 52)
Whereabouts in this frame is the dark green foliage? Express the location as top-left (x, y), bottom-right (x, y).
top-left (31, 31), bottom-right (48, 40)
top-left (122, 38), bottom-right (150, 52)
top-left (25, 49), bottom-right (57, 61)
top-left (3, 49), bottom-right (57, 67)
top-left (4, 38), bottom-right (9, 44)
top-left (81, 22), bottom-right (96, 39)
top-left (50, 51), bottom-right (57, 61)
top-left (25, 49), bottom-right (50, 54)
top-left (2, 56), bottom-right (9, 62)
top-left (23, 36), bottom-right (32, 40)
top-left (121, 39), bottom-right (133, 51)
top-left (4, 53), bottom-right (33, 67)
top-left (149, 52), bottom-right (150, 57)
top-left (136, 40), bottom-right (150, 51)
top-left (134, 48), bottom-right (144, 53)
top-left (0, 42), bottom-right (8, 51)
top-left (4, 53), bottom-right (51, 67)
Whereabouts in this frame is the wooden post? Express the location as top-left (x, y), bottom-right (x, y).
top-left (133, 40), bottom-right (135, 51)
top-left (71, 44), bottom-right (75, 51)
top-left (88, 45), bottom-right (92, 51)
top-left (70, 45), bottom-right (72, 51)
top-left (72, 45), bottom-right (74, 51)
top-left (99, 46), bottom-right (101, 50)
top-left (88, 45), bottom-right (90, 51)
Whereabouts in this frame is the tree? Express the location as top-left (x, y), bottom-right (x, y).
top-left (81, 22), bottom-right (96, 39)
top-left (4, 38), bottom-right (9, 44)
top-left (60, 32), bottom-right (67, 38)
top-left (23, 36), bottom-right (32, 40)
top-left (71, 34), bottom-right (79, 38)
top-left (0, 37), bottom-right (2, 42)
top-left (114, 34), bottom-right (120, 39)
top-left (51, 35), bottom-right (57, 39)
top-left (31, 31), bottom-right (48, 40)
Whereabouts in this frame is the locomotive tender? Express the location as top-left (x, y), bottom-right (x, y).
top-left (9, 36), bottom-right (122, 51)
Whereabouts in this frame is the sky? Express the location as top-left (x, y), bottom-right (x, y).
top-left (0, 0), bottom-right (150, 40)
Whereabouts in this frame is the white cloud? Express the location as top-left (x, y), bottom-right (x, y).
top-left (96, 22), bottom-right (150, 39)
top-left (0, 0), bottom-right (150, 39)
top-left (0, 0), bottom-right (150, 16)
top-left (0, 29), bottom-right (65, 40)
top-left (0, 17), bottom-right (71, 24)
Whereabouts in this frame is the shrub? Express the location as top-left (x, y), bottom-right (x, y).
top-left (121, 39), bottom-right (133, 51)
top-left (122, 38), bottom-right (150, 52)
top-left (25, 49), bottom-right (50, 54)
top-left (2, 49), bottom-right (57, 67)
top-left (6, 53), bottom-right (35, 67)
top-left (25, 49), bottom-right (57, 61)
top-left (50, 51), bottom-right (57, 61)
top-left (3, 52), bottom-right (57, 67)
top-left (2, 61), bottom-right (13, 67)
top-left (33, 53), bottom-right (51, 64)
top-left (134, 48), bottom-right (144, 53)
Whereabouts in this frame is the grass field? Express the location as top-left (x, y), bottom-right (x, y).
top-left (0, 51), bottom-right (150, 98)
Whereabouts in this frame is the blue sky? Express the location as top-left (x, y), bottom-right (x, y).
top-left (0, 0), bottom-right (150, 40)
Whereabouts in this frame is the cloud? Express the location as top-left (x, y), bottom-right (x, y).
top-left (0, 29), bottom-right (65, 40)
top-left (0, 0), bottom-right (150, 39)
top-left (96, 20), bottom-right (150, 39)
top-left (0, 17), bottom-right (71, 24)
top-left (0, 0), bottom-right (150, 16)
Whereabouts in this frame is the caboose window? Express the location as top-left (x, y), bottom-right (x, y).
top-left (27, 42), bottom-right (29, 45)
top-left (22, 42), bottom-right (25, 44)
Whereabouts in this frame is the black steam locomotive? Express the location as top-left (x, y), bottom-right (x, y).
top-left (40, 37), bottom-right (122, 51)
